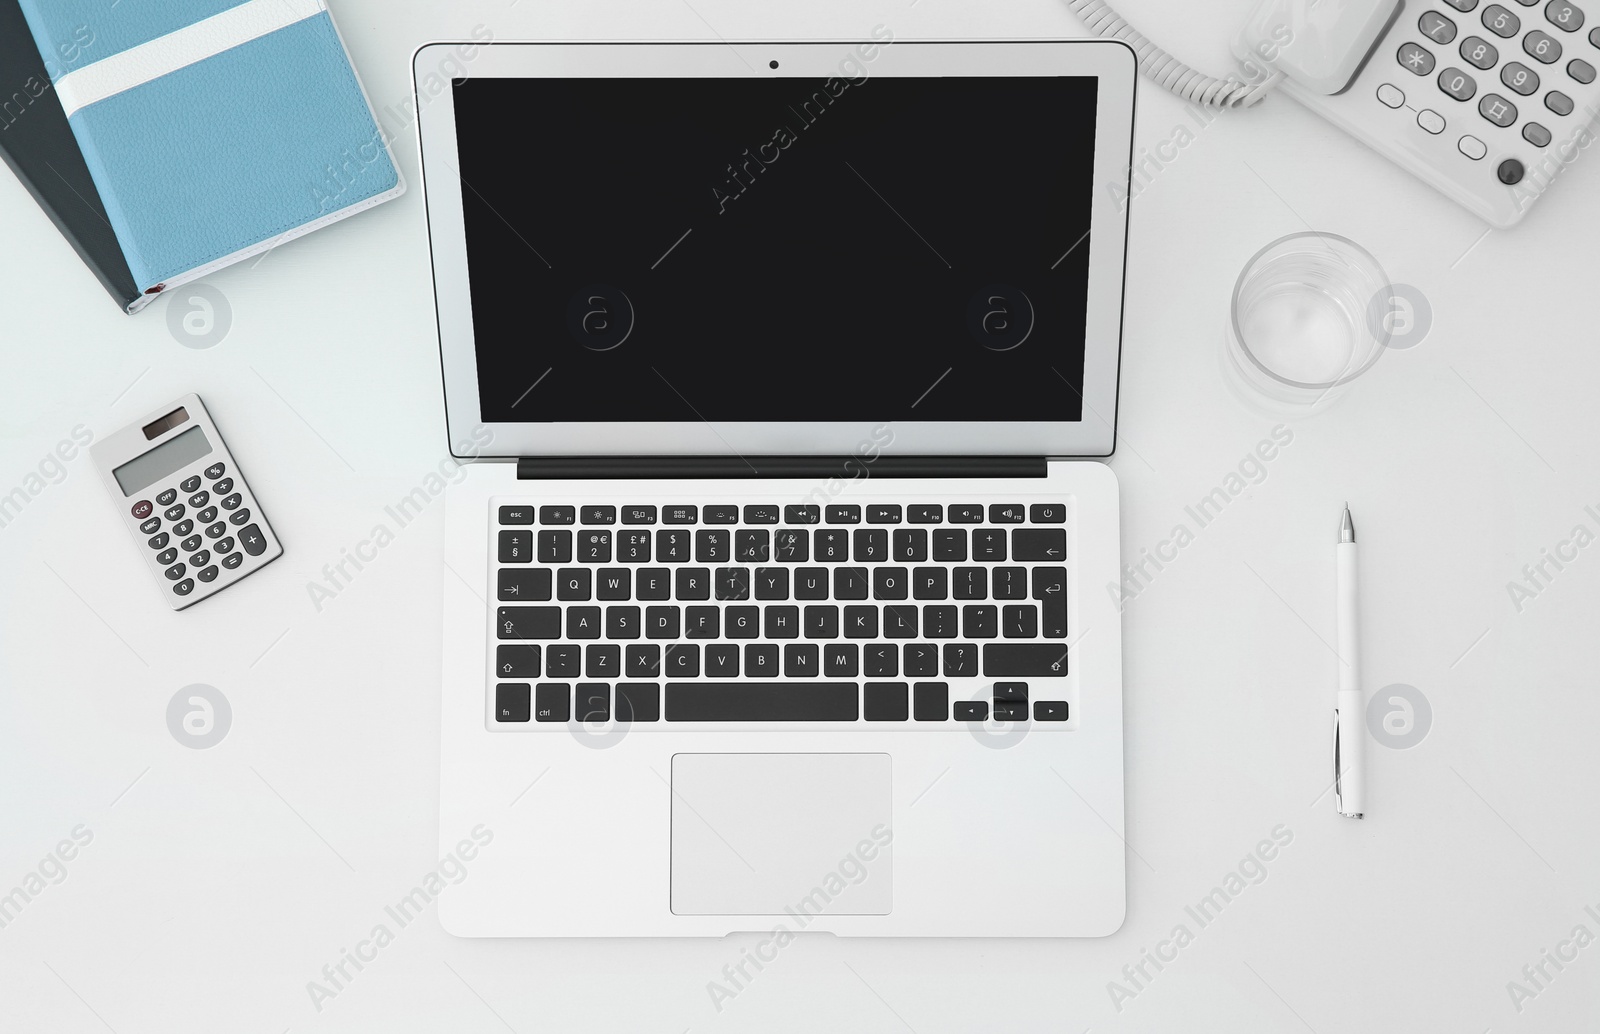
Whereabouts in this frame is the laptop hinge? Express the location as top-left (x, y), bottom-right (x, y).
top-left (516, 456), bottom-right (1049, 480)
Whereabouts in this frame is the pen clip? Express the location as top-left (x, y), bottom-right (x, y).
top-left (1332, 708), bottom-right (1344, 814)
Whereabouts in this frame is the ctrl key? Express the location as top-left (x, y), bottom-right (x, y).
top-left (496, 683), bottom-right (531, 723)
top-left (535, 683), bottom-right (571, 722)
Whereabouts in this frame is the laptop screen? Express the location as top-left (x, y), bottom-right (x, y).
top-left (452, 74), bottom-right (1098, 425)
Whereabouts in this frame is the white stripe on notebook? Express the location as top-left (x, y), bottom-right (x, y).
top-left (54, 0), bottom-right (325, 117)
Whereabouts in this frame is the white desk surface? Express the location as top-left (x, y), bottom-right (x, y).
top-left (3, 0), bottom-right (1599, 1030)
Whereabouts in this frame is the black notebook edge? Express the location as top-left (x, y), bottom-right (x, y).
top-left (0, 0), bottom-right (143, 313)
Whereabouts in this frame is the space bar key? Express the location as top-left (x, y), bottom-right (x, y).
top-left (666, 683), bottom-right (860, 722)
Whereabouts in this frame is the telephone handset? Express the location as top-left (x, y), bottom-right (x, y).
top-left (1070, 0), bottom-right (1600, 227)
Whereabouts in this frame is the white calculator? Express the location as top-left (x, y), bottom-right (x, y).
top-left (91, 395), bottom-right (282, 609)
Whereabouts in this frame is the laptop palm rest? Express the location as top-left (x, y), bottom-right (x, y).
top-left (670, 753), bottom-right (893, 916)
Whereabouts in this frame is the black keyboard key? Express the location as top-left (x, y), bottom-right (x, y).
top-left (646, 606), bottom-right (681, 639)
top-left (535, 683), bottom-right (570, 722)
top-left (826, 504), bottom-right (861, 524)
top-left (1029, 503), bottom-right (1066, 523)
top-left (914, 682), bottom-right (949, 721)
top-left (953, 567), bottom-right (986, 600)
top-left (666, 682), bottom-right (859, 721)
top-left (908, 504), bottom-right (943, 524)
top-left (618, 530), bottom-right (652, 563)
top-left (637, 568), bottom-right (671, 600)
top-left (197, 565), bottom-right (219, 583)
top-left (989, 504), bottom-right (1025, 524)
top-left (664, 505), bottom-right (698, 524)
top-left (884, 605), bottom-right (918, 638)
top-left (497, 645), bottom-right (541, 678)
top-left (586, 645), bottom-right (620, 679)
top-left (174, 520), bottom-right (194, 537)
top-left (865, 644), bottom-right (898, 676)
top-left (735, 530), bottom-right (770, 563)
top-left (676, 568), bottom-right (710, 600)
top-left (596, 569), bottom-right (631, 600)
top-left (993, 567), bottom-right (1027, 600)
top-left (704, 505), bottom-right (739, 524)
top-left (825, 643), bottom-right (859, 677)
top-left (984, 643), bottom-right (1069, 676)
top-left (566, 607), bottom-right (601, 639)
top-left (705, 644), bottom-right (740, 677)
top-left (754, 568), bottom-right (789, 599)
top-left (204, 522), bottom-right (226, 540)
top-left (140, 516), bottom-right (162, 535)
top-left (164, 503), bottom-right (186, 522)
top-left (716, 567), bottom-right (751, 600)
top-left (581, 505), bottom-right (616, 525)
top-left (893, 529), bottom-right (928, 563)
top-left (156, 548), bottom-right (178, 566)
top-left (665, 644), bottom-right (700, 677)
top-left (540, 506), bottom-right (575, 525)
top-left (606, 606), bottom-right (640, 639)
top-left (626, 644), bottom-right (660, 677)
top-left (955, 700), bottom-right (988, 721)
top-left (181, 476), bottom-right (202, 493)
top-left (1032, 567), bottom-right (1068, 637)
top-left (622, 505), bottom-right (657, 525)
top-left (190, 550), bottom-right (211, 568)
top-left (815, 529), bottom-right (849, 562)
top-left (156, 489), bottom-right (176, 507)
top-left (576, 683), bottom-right (610, 722)
top-left (944, 643), bottom-right (979, 677)
top-left (657, 530), bottom-right (690, 563)
top-left (994, 701), bottom-right (1028, 722)
top-left (994, 682), bottom-right (1028, 703)
top-left (766, 605), bottom-right (800, 638)
top-left (219, 494), bottom-right (241, 511)
top-left (616, 683), bottom-right (661, 721)
top-left (867, 504), bottom-right (902, 524)
top-left (804, 605), bottom-right (839, 639)
top-left (695, 530), bottom-right (729, 563)
top-left (205, 462), bottom-right (227, 479)
top-left (933, 528), bottom-right (967, 562)
top-left (196, 507), bottom-right (218, 524)
top-left (1034, 700), bottom-right (1068, 721)
top-left (834, 567), bottom-right (870, 600)
top-left (148, 533), bottom-right (169, 550)
top-left (727, 606), bottom-right (760, 638)
top-left (686, 606), bottom-right (720, 638)
top-left (188, 490), bottom-right (210, 508)
top-left (228, 509), bottom-right (250, 526)
top-left (496, 683), bottom-right (531, 722)
top-left (745, 644), bottom-right (780, 676)
top-left (949, 504), bottom-right (984, 523)
top-left (913, 568), bottom-right (948, 600)
top-left (785, 504), bottom-right (821, 524)
top-left (547, 646), bottom-right (582, 677)
top-left (972, 529), bottom-right (1007, 561)
top-left (963, 605), bottom-right (997, 639)
top-left (854, 529), bottom-right (888, 562)
top-left (181, 535), bottom-right (203, 553)
top-left (785, 643), bottom-right (820, 677)
top-left (499, 530), bottom-right (532, 563)
top-left (873, 567), bottom-right (908, 600)
top-left (864, 682), bottom-right (908, 720)
top-left (556, 569), bottom-right (591, 601)
top-left (220, 553), bottom-right (243, 570)
top-left (171, 579), bottom-right (194, 596)
top-left (1013, 528), bottom-right (1066, 562)
top-left (578, 530), bottom-right (612, 563)
top-left (214, 537), bottom-right (235, 555)
top-left (743, 504), bottom-right (780, 524)
top-left (795, 568), bottom-right (829, 599)
top-left (773, 529), bottom-right (809, 562)
top-left (845, 606), bottom-right (879, 639)
top-left (903, 643), bottom-right (938, 677)
top-left (498, 606), bottom-right (560, 639)
top-left (923, 605), bottom-right (957, 638)
top-left (538, 530), bottom-right (572, 564)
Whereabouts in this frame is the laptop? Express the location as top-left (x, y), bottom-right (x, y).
top-left (415, 37), bottom-right (1136, 937)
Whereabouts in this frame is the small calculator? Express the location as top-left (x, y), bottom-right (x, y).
top-left (91, 395), bottom-right (282, 609)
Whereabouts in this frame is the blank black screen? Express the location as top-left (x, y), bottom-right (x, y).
top-left (452, 73), bottom-right (1097, 423)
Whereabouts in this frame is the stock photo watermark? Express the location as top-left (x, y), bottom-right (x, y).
top-left (165, 284), bottom-right (232, 349)
top-left (1505, 505), bottom-right (1600, 614)
top-left (1505, 902), bottom-right (1600, 1014)
top-left (1365, 684), bottom-right (1431, 749)
top-left (0, 22), bottom-right (94, 133)
top-left (795, 423), bottom-right (896, 510)
top-left (0, 825), bottom-right (95, 931)
top-left (0, 425), bottom-right (94, 531)
top-left (1366, 283), bottom-right (1432, 351)
top-left (166, 684), bottom-right (232, 749)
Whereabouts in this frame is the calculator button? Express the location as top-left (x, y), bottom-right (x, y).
top-left (188, 491), bottom-right (210, 507)
top-left (132, 500), bottom-right (153, 519)
top-left (1546, 0), bottom-right (1585, 29)
top-left (1524, 120), bottom-right (1554, 144)
top-left (499, 505), bottom-right (534, 525)
top-left (156, 489), bottom-right (177, 506)
top-left (1439, 67), bottom-right (1479, 98)
top-left (1546, 89), bottom-right (1576, 112)
top-left (1399, 42), bottom-right (1437, 74)
top-left (181, 535), bottom-right (202, 552)
top-left (1502, 60), bottom-right (1542, 92)
top-left (1460, 35), bottom-right (1500, 68)
top-left (148, 533), bottom-right (169, 549)
top-left (139, 516), bottom-right (161, 535)
top-left (213, 478), bottom-right (233, 495)
top-left (205, 522), bottom-right (226, 539)
top-left (229, 508), bottom-right (251, 525)
top-left (1479, 92), bottom-right (1519, 124)
top-left (197, 566), bottom-right (219, 583)
top-left (221, 552), bottom-right (244, 570)
top-left (1377, 82), bottom-right (1406, 106)
top-left (173, 578), bottom-right (194, 596)
top-left (163, 503), bottom-right (185, 521)
top-left (1498, 157), bottom-right (1527, 182)
top-left (173, 519), bottom-right (194, 536)
top-left (190, 550), bottom-right (211, 567)
top-left (1483, 4), bottom-right (1521, 36)
top-left (1525, 29), bottom-right (1563, 61)
top-left (1459, 133), bottom-right (1489, 157)
top-left (1591, 25), bottom-right (1600, 46)
top-left (221, 493), bottom-right (241, 510)
top-left (165, 563), bottom-right (186, 580)
top-left (1442, 0), bottom-right (1479, 10)
top-left (204, 463), bottom-right (225, 479)
top-left (239, 524), bottom-right (267, 556)
top-left (1418, 108), bottom-right (1448, 132)
top-left (156, 548), bottom-right (178, 565)
top-left (181, 476), bottom-right (202, 493)
top-left (1570, 57), bottom-right (1597, 81)
top-left (539, 506), bottom-right (575, 525)
top-left (1421, 11), bottom-right (1459, 42)
top-left (197, 507), bottom-right (218, 524)
top-left (215, 537), bottom-right (235, 554)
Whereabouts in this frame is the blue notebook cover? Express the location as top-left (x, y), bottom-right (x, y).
top-left (17, 0), bottom-right (403, 303)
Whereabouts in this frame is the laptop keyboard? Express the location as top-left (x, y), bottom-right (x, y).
top-left (488, 500), bottom-right (1072, 725)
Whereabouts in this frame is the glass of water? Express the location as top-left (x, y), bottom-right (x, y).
top-left (1225, 232), bottom-right (1393, 409)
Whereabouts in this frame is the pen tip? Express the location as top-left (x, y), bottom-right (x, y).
top-left (1339, 506), bottom-right (1355, 543)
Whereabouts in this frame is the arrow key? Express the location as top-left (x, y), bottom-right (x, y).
top-left (1012, 528), bottom-right (1066, 562)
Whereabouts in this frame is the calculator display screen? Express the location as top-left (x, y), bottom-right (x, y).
top-left (452, 74), bottom-right (1098, 424)
top-left (113, 426), bottom-right (211, 496)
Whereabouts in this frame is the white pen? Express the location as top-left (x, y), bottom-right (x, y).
top-left (1334, 504), bottom-right (1365, 818)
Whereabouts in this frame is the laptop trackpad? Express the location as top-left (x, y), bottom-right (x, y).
top-left (671, 753), bottom-right (893, 916)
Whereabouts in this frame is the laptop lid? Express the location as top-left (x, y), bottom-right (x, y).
top-left (415, 39), bottom-right (1135, 459)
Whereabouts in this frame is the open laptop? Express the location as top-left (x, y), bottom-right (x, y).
top-left (415, 38), bottom-right (1135, 937)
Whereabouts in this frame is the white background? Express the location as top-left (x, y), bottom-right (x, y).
top-left (3, 0), bottom-right (1599, 1031)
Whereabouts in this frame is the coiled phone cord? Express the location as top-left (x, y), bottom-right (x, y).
top-left (1065, 0), bottom-right (1282, 109)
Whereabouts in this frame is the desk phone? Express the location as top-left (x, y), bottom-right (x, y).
top-left (91, 394), bottom-right (282, 609)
